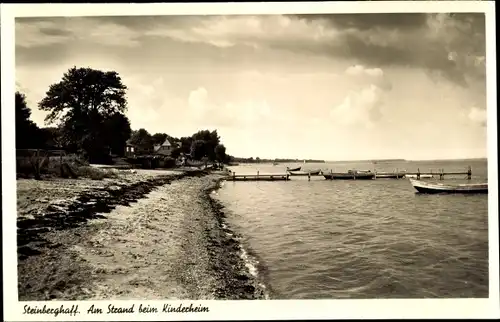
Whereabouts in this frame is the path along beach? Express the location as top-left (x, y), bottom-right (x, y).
top-left (17, 168), bottom-right (266, 300)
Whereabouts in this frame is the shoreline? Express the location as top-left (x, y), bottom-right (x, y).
top-left (17, 168), bottom-right (265, 300)
top-left (202, 179), bottom-right (268, 299)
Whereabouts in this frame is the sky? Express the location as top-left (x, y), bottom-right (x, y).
top-left (15, 13), bottom-right (488, 161)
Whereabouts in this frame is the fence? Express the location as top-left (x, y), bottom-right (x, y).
top-left (16, 149), bottom-right (85, 179)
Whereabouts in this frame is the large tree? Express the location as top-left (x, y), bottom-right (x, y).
top-left (214, 144), bottom-right (227, 164)
top-left (15, 91), bottom-right (41, 149)
top-left (151, 133), bottom-right (168, 147)
top-left (103, 113), bottom-right (132, 156)
top-left (179, 136), bottom-right (194, 155)
top-left (38, 66), bottom-right (130, 162)
top-left (191, 129), bottom-right (220, 161)
top-left (129, 128), bottom-right (153, 153)
top-left (38, 127), bottom-right (64, 150)
top-left (190, 139), bottom-right (206, 160)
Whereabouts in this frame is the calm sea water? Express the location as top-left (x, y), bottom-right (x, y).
top-left (215, 159), bottom-right (489, 299)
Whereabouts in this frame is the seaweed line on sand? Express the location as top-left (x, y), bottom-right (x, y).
top-left (203, 178), bottom-right (269, 300)
top-left (17, 170), bottom-right (210, 260)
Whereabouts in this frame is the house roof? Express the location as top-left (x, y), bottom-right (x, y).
top-left (125, 139), bottom-right (136, 146)
top-left (161, 138), bottom-right (172, 147)
top-left (154, 138), bottom-right (172, 152)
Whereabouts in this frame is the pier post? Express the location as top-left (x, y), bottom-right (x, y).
top-left (467, 166), bottom-right (472, 180)
top-left (233, 171), bottom-right (236, 181)
top-left (417, 168), bottom-right (420, 180)
top-left (257, 171), bottom-right (259, 179)
top-left (439, 169), bottom-right (444, 180)
top-left (286, 174), bottom-right (289, 181)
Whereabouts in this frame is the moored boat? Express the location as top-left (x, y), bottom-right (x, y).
top-left (409, 178), bottom-right (488, 194)
top-left (324, 170), bottom-right (375, 180)
top-left (286, 166), bottom-right (301, 172)
top-left (376, 171), bottom-right (407, 179)
top-left (288, 169), bottom-right (322, 176)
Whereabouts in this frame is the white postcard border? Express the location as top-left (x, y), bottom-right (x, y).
top-left (2, 1), bottom-right (498, 321)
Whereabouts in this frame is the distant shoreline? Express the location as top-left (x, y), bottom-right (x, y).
top-left (227, 158), bottom-right (487, 165)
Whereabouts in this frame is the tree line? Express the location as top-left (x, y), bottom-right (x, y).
top-left (230, 157), bottom-right (325, 164)
top-left (15, 66), bottom-right (229, 165)
top-left (127, 128), bottom-right (229, 163)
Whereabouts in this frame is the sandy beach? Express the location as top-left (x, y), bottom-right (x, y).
top-left (17, 168), bottom-right (265, 301)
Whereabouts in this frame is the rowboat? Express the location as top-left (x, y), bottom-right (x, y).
top-left (376, 171), bottom-right (407, 179)
top-left (286, 166), bottom-right (301, 172)
top-left (409, 178), bottom-right (488, 194)
top-left (324, 170), bottom-right (375, 180)
top-left (287, 169), bottom-right (322, 176)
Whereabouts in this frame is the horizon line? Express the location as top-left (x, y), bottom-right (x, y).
top-left (231, 157), bottom-right (487, 163)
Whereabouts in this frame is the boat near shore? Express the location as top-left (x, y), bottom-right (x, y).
top-left (286, 166), bottom-right (301, 172)
top-left (375, 170), bottom-right (407, 179)
top-left (324, 170), bottom-right (376, 180)
top-left (409, 178), bottom-right (488, 194)
top-left (287, 169), bottom-right (322, 176)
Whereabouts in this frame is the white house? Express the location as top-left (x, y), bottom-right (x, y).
top-left (154, 138), bottom-right (175, 156)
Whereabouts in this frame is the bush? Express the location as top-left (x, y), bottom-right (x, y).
top-left (76, 166), bottom-right (117, 180)
top-left (163, 157), bottom-right (176, 168)
top-left (16, 155), bottom-right (49, 179)
top-left (16, 152), bottom-right (114, 180)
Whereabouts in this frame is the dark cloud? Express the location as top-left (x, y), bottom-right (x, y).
top-left (15, 42), bottom-right (71, 66)
top-left (265, 29), bottom-right (466, 87)
top-left (281, 13), bottom-right (484, 88)
top-left (38, 26), bottom-right (73, 37)
top-left (15, 17), bottom-right (60, 23)
top-left (84, 15), bottom-right (204, 31)
top-left (292, 13), bottom-right (428, 30)
top-left (15, 13), bottom-right (486, 90)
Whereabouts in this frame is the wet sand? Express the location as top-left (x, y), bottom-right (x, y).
top-left (17, 168), bottom-right (265, 300)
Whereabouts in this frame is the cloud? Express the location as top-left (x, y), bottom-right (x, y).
top-left (15, 19), bottom-right (74, 48)
top-left (187, 86), bottom-right (272, 128)
top-left (141, 15), bottom-right (340, 51)
top-left (468, 106), bottom-right (487, 127)
top-left (16, 13), bottom-right (485, 90)
top-left (344, 64), bottom-right (392, 91)
top-left (287, 13), bottom-right (485, 88)
top-left (16, 17), bottom-right (142, 49)
top-left (294, 13), bottom-right (429, 31)
top-left (330, 84), bottom-right (385, 128)
top-left (330, 65), bottom-right (393, 127)
top-left (188, 87), bottom-right (209, 113)
top-left (345, 65), bottom-right (383, 78)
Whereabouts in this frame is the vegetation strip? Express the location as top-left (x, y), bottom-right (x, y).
top-left (202, 180), bottom-right (267, 300)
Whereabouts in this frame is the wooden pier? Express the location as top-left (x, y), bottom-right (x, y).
top-left (224, 166), bottom-right (473, 182)
top-left (225, 171), bottom-right (290, 181)
top-left (405, 166), bottom-right (472, 180)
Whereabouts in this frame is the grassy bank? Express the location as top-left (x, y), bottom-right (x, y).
top-left (16, 153), bottom-right (122, 180)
